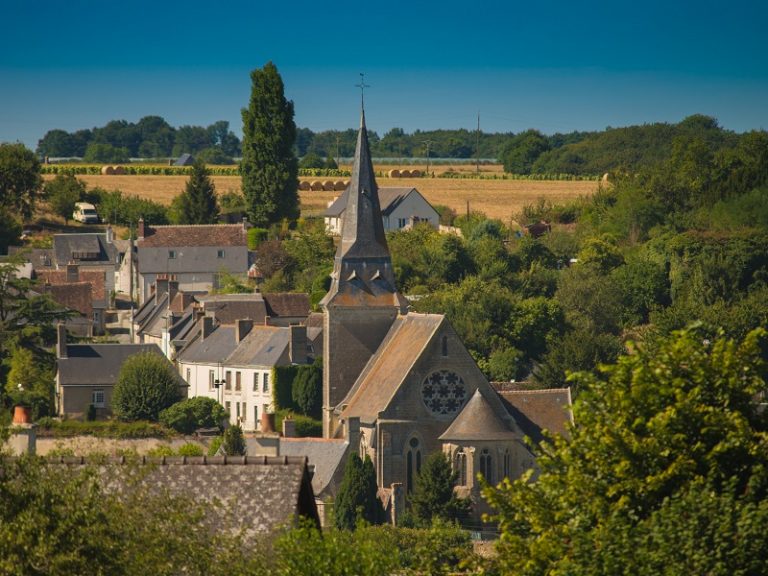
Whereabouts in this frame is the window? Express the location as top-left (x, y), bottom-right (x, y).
top-left (168, 250), bottom-right (176, 259)
top-left (186, 368), bottom-right (191, 384)
top-left (217, 249), bottom-right (225, 259)
top-left (254, 405), bottom-right (259, 424)
top-left (225, 371), bottom-right (232, 391)
top-left (455, 449), bottom-right (467, 486)
top-left (262, 372), bottom-right (269, 393)
top-left (441, 335), bottom-right (448, 357)
top-left (225, 401), bottom-right (231, 415)
top-left (92, 389), bottom-right (105, 408)
top-left (241, 402), bottom-right (246, 421)
top-left (480, 448), bottom-right (493, 485)
top-left (235, 371), bottom-right (241, 392)
top-left (253, 373), bottom-right (258, 392)
top-left (406, 437), bottom-right (422, 493)
top-left (236, 402), bottom-right (241, 420)
top-left (503, 448), bottom-right (511, 480)
top-left (209, 370), bottom-right (215, 390)
top-left (398, 218), bottom-right (407, 228)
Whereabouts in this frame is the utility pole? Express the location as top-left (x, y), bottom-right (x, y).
top-left (476, 112), bottom-right (481, 174)
top-left (423, 139), bottom-right (433, 177)
top-left (335, 135), bottom-right (341, 166)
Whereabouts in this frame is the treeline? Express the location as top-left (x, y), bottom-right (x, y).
top-left (36, 117), bottom-right (241, 163)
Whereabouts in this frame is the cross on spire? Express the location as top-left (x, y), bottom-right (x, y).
top-left (355, 72), bottom-right (370, 111)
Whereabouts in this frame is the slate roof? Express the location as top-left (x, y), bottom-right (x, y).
top-left (175, 324), bottom-right (238, 365)
top-left (439, 389), bottom-right (519, 441)
top-left (225, 326), bottom-right (291, 367)
top-left (325, 187), bottom-right (426, 218)
top-left (340, 313), bottom-right (444, 424)
top-left (42, 455), bottom-right (319, 537)
top-left (53, 233), bottom-right (118, 267)
top-left (174, 153), bottom-right (195, 166)
top-left (138, 224), bottom-right (247, 248)
top-left (36, 269), bottom-right (107, 302)
top-left (276, 438), bottom-right (349, 498)
top-left (264, 293), bottom-right (311, 318)
top-left (198, 294), bottom-right (268, 324)
top-left (496, 387), bottom-right (573, 443)
top-left (58, 343), bottom-right (164, 386)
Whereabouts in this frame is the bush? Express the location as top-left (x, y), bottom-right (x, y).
top-left (274, 410), bottom-right (322, 438)
top-left (112, 352), bottom-right (181, 422)
top-left (159, 397), bottom-right (226, 434)
top-left (207, 436), bottom-right (223, 456)
top-left (221, 425), bottom-right (246, 456)
top-left (177, 443), bottom-right (204, 456)
top-left (247, 227), bottom-right (268, 250)
top-left (34, 419), bottom-right (175, 439)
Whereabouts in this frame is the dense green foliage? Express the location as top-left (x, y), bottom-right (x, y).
top-left (35, 418), bottom-right (175, 439)
top-left (112, 352), bottom-right (180, 422)
top-left (85, 186), bottom-right (168, 226)
top-left (221, 424), bottom-right (246, 456)
top-left (171, 160), bottom-right (219, 224)
top-left (291, 357), bottom-right (323, 419)
top-left (158, 396), bottom-right (226, 434)
top-left (241, 62), bottom-right (299, 226)
top-left (0, 142), bottom-right (43, 220)
top-left (44, 173), bottom-right (85, 223)
top-left (408, 452), bottom-right (470, 527)
top-left (483, 326), bottom-right (768, 575)
top-left (334, 453), bottom-right (385, 530)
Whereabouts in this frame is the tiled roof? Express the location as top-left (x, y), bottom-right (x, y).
top-left (264, 293), bottom-right (310, 318)
top-left (439, 389), bottom-right (519, 441)
top-left (58, 343), bottom-right (165, 386)
top-left (138, 224), bottom-right (247, 248)
top-left (341, 313), bottom-right (443, 424)
top-left (496, 388), bottom-right (573, 442)
top-left (41, 455), bottom-right (319, 538)
top-left (198, 294), bottom-right (268, 324)
top-left (42, 282), bottom-right (92, 316)
top-left (36, 269), bottom-right (107, 302)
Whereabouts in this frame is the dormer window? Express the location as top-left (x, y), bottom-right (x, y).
top-left (217, 249), bottom-right (225, 259)
top-left (168, 250), bottom-right (176, 259)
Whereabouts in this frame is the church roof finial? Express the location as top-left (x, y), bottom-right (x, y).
top-left (355, 72), bottom-right (370, 116)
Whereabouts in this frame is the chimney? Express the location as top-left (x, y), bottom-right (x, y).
top-left (66, 262), bottom-right (79, 283)
top-left (236, 318), bottom-right (253, 343)
top-left (282, 417), bottom-right (296, 438)
top-left (57, 323), bottom-right (67, 359)
top-left (168, 275), bottom-right (179, 302)
top-left (137, 218), bottom-right (145, 240)
top-left (201, 316), bottom-right (215, 340)
top-left (105, 225), bottom-right (114, 244)
top-left (242, 216), bottom-right (249, 230)
top-left (155, 275), bottom-right (169, 305)
top-left (289, 325), bottom-right (307, 365)
top-left (260, 411), bottom-right (275, 433)
top-left (345, 417), bottom-right (360, 452)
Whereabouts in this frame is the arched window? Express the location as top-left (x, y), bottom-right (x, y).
top-left (503, 448), bottom-right (511, 480)
top-left (359, 433), bottom-right (368, 460)
top-left (480, 448), bottom-right (493, 485)
top-left (441, 335), bottom-right (448, 357)
top-left (454, 449), bottom-right (467, 486)
top-left (406, 437), bottom-right (422, 493)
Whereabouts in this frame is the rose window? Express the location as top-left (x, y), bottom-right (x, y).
top-left (421, 371), bottom-right (467, 416)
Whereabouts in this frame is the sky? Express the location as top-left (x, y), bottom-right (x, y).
top-left (1, 0), bottom-right (767, 150)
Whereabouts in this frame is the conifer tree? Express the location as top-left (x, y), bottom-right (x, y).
top-left (409, 452), bottom-right (470, 526)
top-left (176, 160), bottom-right (219, 224)
top-left (241, 62), bottom-right (299, 227)
top-left (334, 453), bottom-right (384, 530)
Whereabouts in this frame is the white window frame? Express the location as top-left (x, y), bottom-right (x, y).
top-left (92, 389), bottom-right (105, 408)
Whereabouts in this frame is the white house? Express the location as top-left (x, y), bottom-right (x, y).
top-left (176, 317), bottom-right (313, 431)
top-left (324, 187), bottom-right (439, 235)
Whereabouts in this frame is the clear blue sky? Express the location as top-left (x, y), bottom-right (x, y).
top-left (1, 0), bottom-right (766, 150)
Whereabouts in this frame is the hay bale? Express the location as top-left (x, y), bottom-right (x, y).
top-left (409, 169), bottom-right (422, 178)
top-left (388, 169), bottom-right (401, 178)
top-left (323, 180), bottom-right (336, 191)
top-left (112, 165), bottom-right (126, 175)
top-left (298, 180), bottom-right (311, 191)
top-left (334, 181), bottom-right (347, 191)
top-left (101, 165), bottom-right (115, 175)
top-left (399, 169), bottom-right (411, 178)
top-left (602, 173), bottom-right (610, 183)
top-left (310, 181), bottom-right (325, 191)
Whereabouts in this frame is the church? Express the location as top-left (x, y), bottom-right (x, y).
top-left (320, 109), bottom-right (571, 521)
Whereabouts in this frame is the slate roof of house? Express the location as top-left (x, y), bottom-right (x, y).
top-left (496, 387), bottom-right (573, 443)
top-left (174, 153), bottom-right (195, 166)
top-left (225, 326), bottom-right (291, 367)
top-left (264, 293), bottom-right (311, 318)
top-left (53, 233), bottom-right (118, 267)
top-left (340, 313), bottom-right (444, 424)
top-left (137, 223), bottom-right (247, 248)
top-left (325, 187), bottom-right (427, 218)
top-left (9, 247), bottom-right (55, 269)
top-left (276, 438), bottom-right (349, 498)
top-left (200, 294), bottom-right (268, 324)
top-left (175, 324), bottom-right (238, 365)
top-left (42, 455), bottom-right (319, 537)
top-left (58, 343), bottom-right (164, 386)
top-left (36, 269), bottom-right (107, 303)
top-left (439, 388), bottom-right (519, 441)
top-left (41, 282), bottom-right (92, 316)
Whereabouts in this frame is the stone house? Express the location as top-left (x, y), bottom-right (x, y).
top-left (36, 263), bottom-right (107, 336)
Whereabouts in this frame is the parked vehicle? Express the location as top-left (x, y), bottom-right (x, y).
top-left (73, 202), bottom-right (99, 224)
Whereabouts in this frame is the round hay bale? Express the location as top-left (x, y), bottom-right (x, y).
top-left (323, 180), bottom-right (336, 191)
top-left (602, 172), bottom-right (610, 182)
top-left (298, 180), bottom-right (311, 191)
top-left (399, 169), bottom-right (411, 178)
top-left (409, 169), bottom-right (422, 178)
top-left (310, 181), bottom-right (325, 191)
top-left (334, 180), bottom-right (347, 191)
top-left (101, 165), bottom-right (115, 175)
top-left (388, 169), bottom-right (401, 178)
top-left (112, 165), bottom-right (126, 175)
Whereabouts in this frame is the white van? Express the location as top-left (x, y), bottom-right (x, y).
top-left (73, 202), bottom-right (99, 224)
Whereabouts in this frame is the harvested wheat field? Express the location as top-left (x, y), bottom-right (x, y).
top-left (70, 173), bottom-right (599, 222)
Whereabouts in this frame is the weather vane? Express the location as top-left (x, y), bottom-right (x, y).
top-left (355, 73), bottom-right (370, 110)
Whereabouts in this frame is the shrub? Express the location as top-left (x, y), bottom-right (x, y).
top-left (221, 425), bottom-right (246, 456)
top-left (177, 443), bottom-right (204, 456)
top-left (159, 397), bottom-right (226, 434)
top-left (112, 352), bottom-right (181, 422)
top-left (207, 436), bottom-right (223, 456)
top-left (247, 227), bottom-right (268, 250)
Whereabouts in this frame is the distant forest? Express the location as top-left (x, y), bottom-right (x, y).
top-left (37, 114), bottom-right (761, 176)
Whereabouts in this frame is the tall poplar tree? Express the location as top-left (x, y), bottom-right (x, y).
top-left (241, 62), bottom-right (299, 227)
top-left (176, 160), bottom-right (219, 224)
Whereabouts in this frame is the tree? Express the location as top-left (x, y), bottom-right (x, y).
top-left (83, 142), bottom-right (130, 163)
top-left (0, 143), bottom-right (43, 220)
top-left (112, 352), bottom-right (180, 421)
top-left (158, 396), bottom-right (227, 434)
top-left (502, 130), bottom-right (550, 174)
top-left (291, 358), bottom-right (322, 418)
top-left (484, 326), bottom-right (768, 575)
top-left (4, 345), bottom-right (55, 419)
top-left (221, 424), bottom-right (246, 456)
top-left (241, 61), bottom-right (299, 227)
top-left (299, 152), bottom-right (325, 169)
top-left (409, 452), bottom-right (469, 527)
top-left (174, 160), bottom-right (219, 224)
top-left (45, 173), bottom-right (85, 224)
top-left (335, 453), bottom-right (384, 530)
